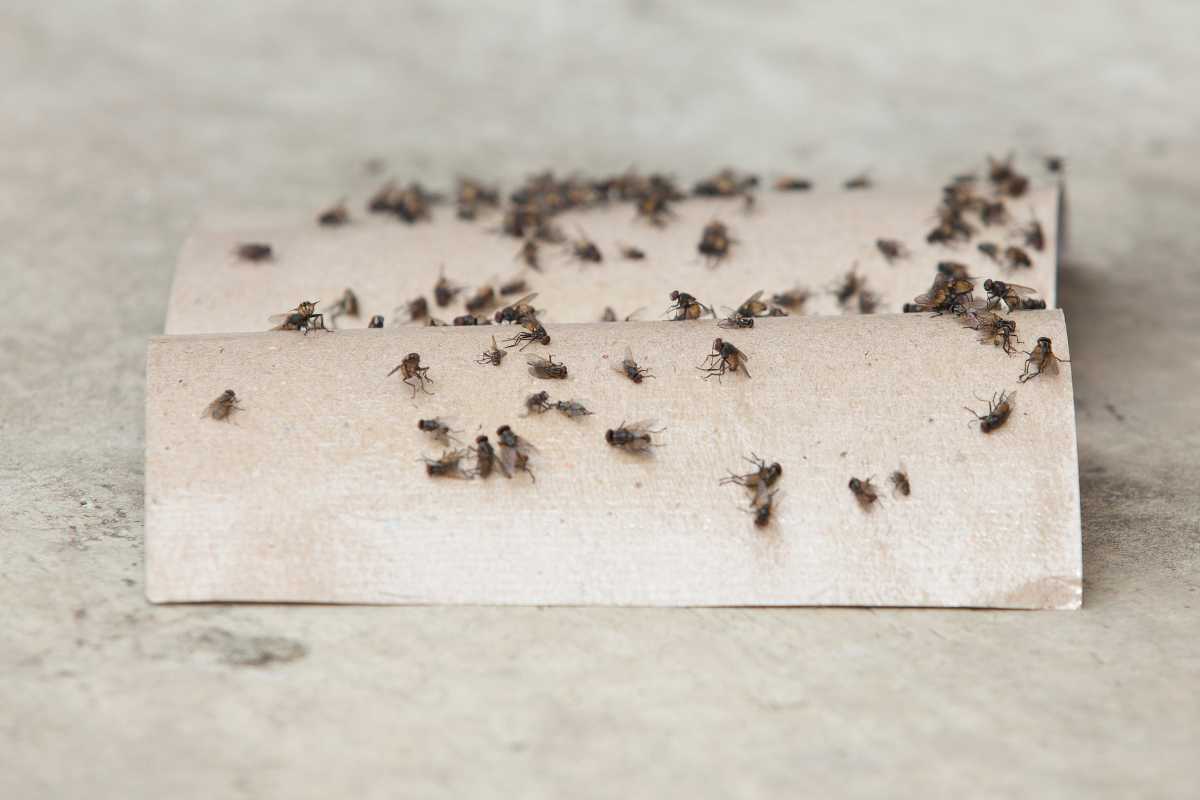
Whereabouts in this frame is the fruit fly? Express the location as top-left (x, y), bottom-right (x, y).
top-left (1019, 337), bottom-right (1070, 383)
top-left (387, 352), bottom-right (433, 397)
top-left (615, 346), bottom-right (654, 383)
top-left (368, 315), bottom-right (384, 328)
top-left (524, 390), bottom-right (553, 415)
top-left (1004, 245), bottom-right (1033, 268)
top-left (235, 242), bottom-right (273, 261)
top-left (527, 354), bottom-right (568, 379)
top-left (417, 417), bottom-right (460, 445)
top-left (202, 389), bottom-right (242, 421)
top-left (434, 268), bottom-right (462, 307)
top-left (848, 477), bottom-right (880, 509)
top-left (554, 399), bottom-right (593, 418)
top-left (774, 176), bottom-right (813, 191)
top-left (966, 390), bottom-right (1015, 433)
top-left (876, 238), bottom-right (909, 263)
top-left (494, 293), bottom-right (539, 325)
top-left (471, 435), bottom-right (508, 479)
top-left (268, 300), bottom-right (328, 333)
top-left (476, 335), bottom-right (506, 366)
top-left (698, 220), bottom-right (734, 266)
top-left (422, 449), bottom-right (472, 479)
top-left (666, 290), bottom-right (713, 321)
top-left (605, 420), bottom-right (663, 453)
top-left (983, 279), bottom-right (1038, 312)
top-left (317, 200), bottom-right (349, 226)
top-left (698, 338), bottom-right (750, 380)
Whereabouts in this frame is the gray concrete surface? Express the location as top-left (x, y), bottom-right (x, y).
top-left (2, 2), bottom-right (1197, 797)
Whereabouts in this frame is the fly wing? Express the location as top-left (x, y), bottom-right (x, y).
top-left (1004, 283), bottom-right (1038, 297)
top-left (267, 312), bottom-right (293, 325)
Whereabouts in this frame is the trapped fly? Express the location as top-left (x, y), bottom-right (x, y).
top-left (387, 352), bottom-right (433, 397)
top-left (966, 390), bottom-right (1015, 433)
top-left (235, 242), bottom-right (273, 262)
top-left (615, 346), bottom-right (654, 383)
top-left (202, 389), bottom-right (242, 421)
top-left (476, 335), bottom-right (506, 366)
top-left (698, 338), bottom-right (750, 381)
top-left (605, 420), bottom-right (663, 454)
top-left (527, 354), bottom-right (568, 379)
top-left (1019, 337), bottom-right (1070, 383)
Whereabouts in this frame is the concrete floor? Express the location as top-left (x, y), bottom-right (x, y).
top-left (2, 2), bottom-right (1197, 797)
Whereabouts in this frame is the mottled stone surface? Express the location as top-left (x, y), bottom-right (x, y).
top-left (2, 2), bottom-right (1197, 797)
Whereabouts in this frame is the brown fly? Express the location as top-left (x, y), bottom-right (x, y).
top-left (848, 477), bottom-right (879, 510)
top-left (699, 338), bottom-right (750, 381)
top-left (907, 272), bottom-right (975, 315)
top-left (987, 155), bottom-right (1028, 197)
top-left (1004, 245), bottom-right (1033, 268)
top-left (844, 172), bottom-right (873, 190)
top-left (524, 390), bottom-right (553, 415)
top-left (983, 279), bottom-right (1038, 312)
top-left (324, 289), bottom-right (359, 329)
top-left (666, 290), bottom-right (713, 321)
top-left (422, 449), bottom-right (472, 479)
top-left (388, 352), bottom-right (433, 397)
top-left (615, 346), bottom-right (654, 383)
top-left (495, 424), bottom-right (536, 480)
top-left (202, 389), bottom-right (242, 421)
top-left (471, 435), bottom-right (508, 479)
top-left (554, 399), bottom-right (593, 418)
top-left (568, 230), bottom-right (603, 265)
top-left (720, 454), bottom-right (783, 493)
top-left (452, 314), bottom-right (490, 326)
top-left (977, 242), bottom-right (1001, 263)
top-left (832, 266), bottom-right (865, 307)
top-left (736, 290), bottom-right (770, 319)
top-left (503, 318), bottom-right (551, 351)
top-left (268, 300), bottom-right (328, 334)
top-left (493, 293), bottom-right (539, 325)
top-left (476, 335), bottom-right (506, 366)
top-left (465, 285), bottom-right (497, 314)
top-left (1020, 216), bottom-right (1046, 252)
top-left (750, 488), bottom-right (778, 528)
top-left (980, 199), bottom-right (1008, 226)
top-left (966, 390), bottom-right (1015, 433)
top-left (774, 176), bottom-right (813, 191)
top-left (771, 287), bottom-right (810, 312)
top-left (527, 354), bottom-right (568, 379)
top-left (876, 238), bottom-right (909, 263)
top-left (434, 268), bottom-right (462, 307)
top-left (417, 417), bottom-right (460, 445)
top-left (698, 220), bottom-right (734, 266)
top-left (963, 309), bottom-right (1021, 354)
top-left (499, 277), bottom-right (528, 296)
top-left (890, 469), bottom-right (911, 498)
top-left (317, 200), bottom-right (349, 227)
top-left (455, 177), bottom-right (500, 221)
top-left (693, 168), bottom-right (757, 197)
top-left (235, 242), bottom-right (273, 262)
top-left (1020, 337), bottom-right (1070, 383)
top-left (516, 239), bottom-right (541, 272)
top-left (605, 420), bottom-right (663, 453)
top-left (402, 296), bottom-right (429, 322)
top-left (619, 244), bottom-right (646, 260)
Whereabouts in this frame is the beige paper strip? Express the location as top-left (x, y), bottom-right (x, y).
top-left (145, 312), bottom-right (1080, 608)
top-left (164, 186), bottom-right (1060, 334)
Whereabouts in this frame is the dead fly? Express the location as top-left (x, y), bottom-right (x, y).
top-left (774, 176), bottom-right (813, 191)
top-left (848, 477), bottom-right (880, 510)
top-left (771, 287), bottom-right (810, 312)
top-left (832, 266), bottom-right (865, 307)
top-left (471, 435), bottom-right (508, 479)
top-left (605, 420), bottom-right (663, 453)
top-left (844, 172), bottom-right (873, 190)
top-left (527, 354), bottom-right (568, 379)
top-left (983, 279), bottom-right (1038, 312)
top-left (455, 177), bottom-right (500, 220)
top-left (493, 293), bottom-right (539, 324)
top-left (1045, 155), bottom-right (1065, 174)
top-left (1020, 216), bottom-right (1046, 252)
top-left (524, 390), bottom-right (553, 415)
top-left (516, 239), bottom-right (541, 272)
top-left (987, 154), bottom-right (1029, 198)
top-left (937, 261), bottom-right (973, 282)
top-left (235, 242), bottom-right (273, 262)
top-left (1020, 337), bottom-right (1070, 383)
top-left (568, 230), bottom-right (603, 265)
top-left (554, 399), bottom-right (594, 418)
top-left (324, 289), bottom-right (359, 329)
top-left (635, 192), bottom-right (676, 227)
top-left (370, 181), bottom-right (440, 223)
top-left (908, 272), bottom-right (975, 315)
top-left (693, 168), bottom-right (757, 197)
top-left (496, 424), bottom-right (536, 480)
top-left (504, 318), bottom-right (551, 350)
top-left (666, 289), bottom-right (713, 321)
top-left (977, 242), bottom-right (1002, 263)
top-left (387, 352), bottom-right (433, 397)
top-left (876, 238), bottom-right (909, 263)
top-left (857, 289), bottom-right (881, 314)
top-left (720, 454), bottom-right (783, 493)
top-left (422, 449), bottom-right (472, 479)
top-left (202, 389), bottom-right (242, 421)
top-left (963, 309), bottom-right (1021, 354)
top-left (926, 205), bottom-right (975, 244)
top-left (465, 285), bottom-right (497, 314)
top-left (966, 390), bottom-right (1015, 433)
top-left (736, 290), bottom-right (770, 319)
top-left (1004, 245), bottom-right (1033, 269)
top-left (269, 300), bottom-right (328, 333)
top-left (890, 469), bottom-right (911, 498)
top-left (601, 307), bottom-right (618, 322)
top-left (434, 268), bottom-right (463, 307)
top-left (499, 277), bottom-right (528, 296)
top-left (718, 311), bottom-right (755, 329)
top-left (619, 244), bottom-right (646, 260)
top-left (751, 488), bottom-right (778, 528)
top-left (980, 199), bottom-right (1008, 226)
top-left (453, 314), bottom-right (490, 326)
top-left (698, 220), bottom-right (734, 266)
top-left (368, 315), bottom-right (385, 328)
top-left (475, 335), bottom-right (506, 366)
top-left (426, 317), bottom-right (448, 327)
top-left (401, 296), bottom-right (429, 322)
top-left (699, 338), bottom-right (750, 380)
top-left (417, 417), bottom-right (460, 445)
top-left (615, 346), bottom-right (654, 383)
top-left (317, 200), bottom-right (350, 226)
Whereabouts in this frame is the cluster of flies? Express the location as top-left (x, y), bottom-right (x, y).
top-left (214, 155), bottom-right (1068, 526)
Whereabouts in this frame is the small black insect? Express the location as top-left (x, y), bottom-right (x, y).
top-left (980, 199), bottom-right (1008, 226)
top-left (388, 352), bottom-right (433, 397)
top-left (568, 230), bottom-right (603, 264)
top-left (615, 346), bottom-right (654, 383)
top-left (718, 311), bottom-right (754, 329)
top-left (499, 277), bottom-right (528, 296)
top-left (465, 285), bottom-right (497, 314)
top-left (434, 269), bottom-right (462, 307)
top-left (503, 317), bottom-right (551, 350)
top-left (202, 389), bottom-right (242, 421)
top-left (843, 173), bottom-right (872, 190)
top-left (452, 314), bottom-right (490, 326)
top-left (235, 242), bottom-right (273, 262)
top-left (317, 200), bottom-right (349, 227)
top-left (495, 424), bottom-right (536, 481)
top-left (965, 391), bottom-right (1015, 433)
top-left (619, 244), bottom-right (646, 260)
top-left (977, 242), bottom-right (1001, 264)
top-left (605, 420), bottom-right (663, 453)
top-left (698, 220), bottom-right (734, 266)
top-left (720, 454), bottom-right (783, 493)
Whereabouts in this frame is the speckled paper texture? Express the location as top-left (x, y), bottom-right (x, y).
top-left (145, 312), bottom-right (1081, 607)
